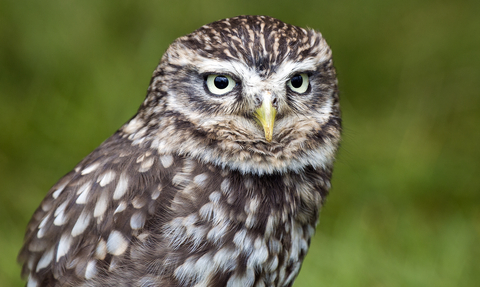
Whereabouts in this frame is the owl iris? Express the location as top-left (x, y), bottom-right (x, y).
top-left (19, 15), bottom-right (341, 287)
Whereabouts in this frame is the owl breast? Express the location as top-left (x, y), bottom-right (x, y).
top-left (102, 154), bottom-right (329, 287)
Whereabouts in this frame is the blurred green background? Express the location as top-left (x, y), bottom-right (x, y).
top-left (1, 0), bottom-right (479, 286)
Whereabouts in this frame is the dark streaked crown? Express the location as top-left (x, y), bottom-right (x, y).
top-left (175, 15), bottom-right (328, 75)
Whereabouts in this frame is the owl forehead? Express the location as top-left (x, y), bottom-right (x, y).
top-left (167, 15), bottom-right (329, 77)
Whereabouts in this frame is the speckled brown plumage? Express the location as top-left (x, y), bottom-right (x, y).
top-left (19, 15), bottom-right (341, 287)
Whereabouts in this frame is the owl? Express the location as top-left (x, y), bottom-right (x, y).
top-left (18, 15), bottom-right (341, 287)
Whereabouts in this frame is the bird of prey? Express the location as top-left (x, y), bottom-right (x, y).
top-left (19, 15), bottom-right (341, 287)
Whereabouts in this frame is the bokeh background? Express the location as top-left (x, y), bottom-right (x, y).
top-left (1, 0), bottom-right (479, 286)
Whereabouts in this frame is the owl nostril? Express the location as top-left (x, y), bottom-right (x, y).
top-left (254, 95), bottom-right (262, 107)
top-left (272, 97), bottom-right (278, 108)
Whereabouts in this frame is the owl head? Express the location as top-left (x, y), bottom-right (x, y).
top-left (121, 15), bottom-right (341, 175)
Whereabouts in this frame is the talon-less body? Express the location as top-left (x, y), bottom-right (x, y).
top-left (19, 15), bottom-right (341, 287)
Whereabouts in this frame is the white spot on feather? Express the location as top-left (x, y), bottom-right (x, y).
top-left (38, 214), bottom-right (50, 229)
top-left (113, 174), bottom-right (129, 200)
top-left (164, 217), bottom-right (187, 249)
top-left (233, 229), bottom-right (253, 254)
top-left (37, 214), bottom-right (51, 238)
top-left (27, 256), bottom-right (35, 271)
top-left (193, 173), bottom-right (208, 187)
top-left (151, 184), bottom-right (162, 200)
top-left (213, 247), bottom-right (238, 272)
top-left (132, 196), bottom-right (146, 209)
top-left (131, 137), bottom-right (146, 146)
top-left (136, 232), bottom-right (149, 242)
top-left (226, 267), bottom-right (255, 287)
top-left (139, 157), bottom-right (155, 172)
top-left (76, 182), bottom-right (91, 204)
top-left (199, 202), bottom-right (214, 221)
top-left (172, 172), bottom-right (190, 187)
top-left (248, 197), bottom-right (260, 213)
top-left (36, 247), bottom-right (54, 272)
top-left (27, 275), bottom-right (38, 287)
top-left (123, 118), bottom-right (144, 134)
top-left (95, 239), bottom-right (107, 260)
top-left (289, 222), bottom-right (305, 262)
top-left (98, 170), bottom-right (116, 187)
top-left (52, 183), bottom-right (67, 199)
top-left (174, 253), bottom-right (217, 285)
top-left (247, 237), bottom-right (269, 267)
top-left (107, 231), bottom-right (129, 256)
top-left (85, 260), bottom-right (97, 279)
top-left (72, 210), bottom-right (91, 237)
top-left (268, 238), bottom-right (281, 254)
top-left (220, 178), bottom-right (231, 195)
top-left (53, 201), bottom-right (69, 226)
top-left (245, 214), bottom-right (256, 229)
top-left (54, 201), bottom-right (68, 217)
top-left (94, 192), bottom-right (109, 218)
top-left (208, 191), bottom-right (221, 203)
top-left (307, 225), bottom-right (316, 237)
top-left (193, 253), bottom-right (214, 280)
top-left (160, 155), bottom-right (173, 168)
top-left (265, 214), bottom-right (277, 237)
top-left (207, 224), bottom-right (229, 244)
top-left (130, 211), bottom-right (146, 230)
top-left (174, 257), bottom-right (195, 284)
top-left (114, 201), bottom-right (127, 214)
top-left (41, 200), bottom-right (53, 212)
top-left (56, 234), bottom-right (72, 261)
top-left (267, 256), bottom-right (279, 271)
top-left (182, 214), bottom-right (207, 249)
top-left (233, 229), bottom-right (246, 245)
top-left (81, 162), bottom-right (100, 175)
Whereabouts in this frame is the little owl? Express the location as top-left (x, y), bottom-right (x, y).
top-left (19, 15), bottom-right (341, 287)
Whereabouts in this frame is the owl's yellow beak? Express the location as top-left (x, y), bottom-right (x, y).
top-left (254, 100), bottom-right (277, 142)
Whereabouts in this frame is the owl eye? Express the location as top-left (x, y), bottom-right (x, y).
top-left (205, 74), bottom-right (236, 95)
top-left (287, 73), bottom-right (309, 94)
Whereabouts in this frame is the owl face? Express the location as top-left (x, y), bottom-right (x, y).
top-left (123, 16), bottom-right (340, 175)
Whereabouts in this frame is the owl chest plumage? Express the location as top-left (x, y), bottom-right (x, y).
top-left (137, 156), bottom-right (324, 287)
top-left (111, 136), bottom-right (327, 287)
top-left (21, 133), bottom-right (329, 287)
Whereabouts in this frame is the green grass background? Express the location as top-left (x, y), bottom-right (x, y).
top-left (1, 0), bottom-right (479, 286)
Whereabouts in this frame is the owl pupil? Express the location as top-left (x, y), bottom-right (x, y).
top-left (214, 76), bottom-right (229, 89)
top-left (291, 75), bottom-right (303, 88)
